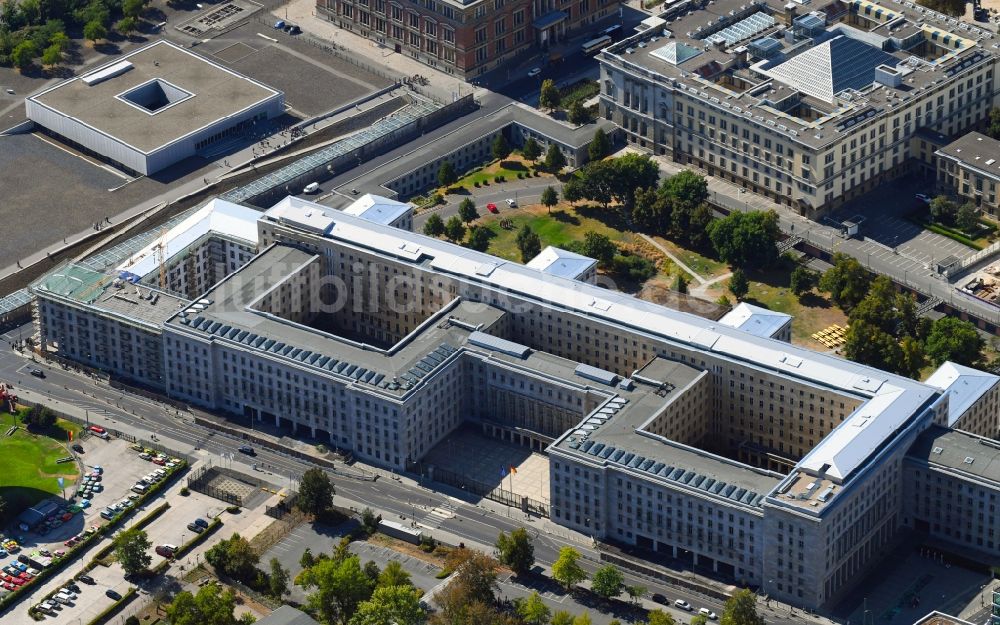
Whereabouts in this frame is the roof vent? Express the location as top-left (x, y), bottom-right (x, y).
top-left (964, 456), bottom-right (975, 464)
top-left (932, 446), bottom-right (943, 454)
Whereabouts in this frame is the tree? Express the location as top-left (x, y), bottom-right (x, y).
top-left (551, 612), bottom-right (574, 625)
top-left (465, 226), bottom-right (491, 252)
top-left (562, 178), bottom-right (584, 204)
top-left (899, 334), bottom-right (927, 380)
top-left (522, 137), bottom-right (542, 162)
top-left (205, 533), bottom-right (260, 583)
top-left (819, 253), bottom-right (870, 312)
top-left (423, 214), bottom-right (445, 237)
top-left (114, 528), bottom-right (152, 576)
top-left (789, 265), bottom-right (818, 297)
top-left (728, 268), bottom-right (749, 301)
top-left (83, 19), bottom-right (107, 43)
top-left (540, 186), bottom-right (559, 213)
top-left (925, 317), bottom-right (985, 367)
top-left (115, 16), bottom-right (138, 36)
top-left (707, 210), bottom-right (780, 268)
top-left (989, 107), bottom-right (1000, 140)
top-left (437, 161), bottom-right (457, 188)
top-left (544, 144), bottom-right (567, 172)
top-left (624, 585), bottom-right (645, 605)
top-left (588, 128), bottom-right (610, 162)
top-left (690, 615), bottom-right (709, 625)
top-left (11, 40), bottom-right (37, 70)
top-left (23, 404), bottom-right (56, 430)
top-left (720, 589), bottom-right (764, 625)
top-left (492, 134), bottom-right (511, 161)
top-left (123, 0), bottom-right (145, 18)
top-left (661, 170), bottom-right (708, 212)
top-left (579, 232), bottom-right (617, 267)
top-left (268, 557), bottom-right (290, 599)
top-left (40, 43), bottom-right (61, 66)
top-left (297, 467), bottom-right (335, 516)
top-left (301, 548), bottom-right (316, 570)
top-left (166, 584), bottom-right (240, 625)
top-left (551, 546), bottom-right (586, 591)
top-left (688, 203), bottom-right (716, 248)
top-left (646, 610), bottom-right (676, 625)
top-left (360, 508), bottom-right (381, 536)
top-left (377, 560), bottom-right (412, 588)
top-left (572, 614), bottom-right (591, 625)
top-left (539, 79), bottom-right (561, 111)
top-left (458, 198), bottom-right (479, 223)
top-left (349, 585), bottom-right (425, 625)
top-left (844, 321), bottom-right (905, 374)
top-left (930, 196), bottom-right (957, 224)
top-left (957, 202), bottom-right (979, 232)
top-left (495, 527), bottom-right (535, 576)
top-left (300, 555), bottom-right (375, 625)
top-left (444, 216), bottom-right (466, 242)
top-left (675, 274), bottom-right (688, 294)
top-left (567, 100), bottom-right (588, 125)
top-left (517, 592), bottom-right (551, 625)
top-left (590, 564), bottom-right (624, 600)
top-left (445, 549), bottom-right (499, 604)
top-left (364, 561), bottom-right (382, 585)
top-left (516, 225), bottom-right (542, 262)
top-left (126, 617), bottom-right (141, 625)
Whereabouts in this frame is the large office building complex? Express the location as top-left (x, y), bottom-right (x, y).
top-left (316, 0), bottom-right (620, 78)
top-left (29, 192), bottom-right (1000, 611)
top-left (597, 0), bottom-right (998, 216)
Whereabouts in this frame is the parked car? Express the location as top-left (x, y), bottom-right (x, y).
top-left (139, 453), bottom-right (152, 461)
top-left (527, 67), bottom-right (542, 77)
top-left (915, 193), bottom-right (932, 204)
top-left (88, 426), bottom-right (106, 435)
top-left (238, 445), bottom-right (255, 456)
top-left (505, 198), bottom-right (517, 207)
top-left (155, 545), bottom-right (176, 558)
top-left (651, 593), bottom-right (667, 605)
top-left (71, 444), bottom-right (84, 453)
top-left (194, 518), bottom-right (209, 529)
top-left (486, 203), bottom-right (499, 213)
top-left (674, 599), bottom-right (692, 611)
top-left (699, 609), bottom-right (718, 620)
top-left (29, 369), bottom-right (45, 378)
top-left (105, 589), bottom-right (122, 601)
top-left (152, 458), bottom-right (166, 466)
top-left (187, 523), bottom-right (204, 533)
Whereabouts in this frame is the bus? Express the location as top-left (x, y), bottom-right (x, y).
top-left (600, 24), bottom-right (622, 40)
top-left (582, 35), bottom-right (613, 55)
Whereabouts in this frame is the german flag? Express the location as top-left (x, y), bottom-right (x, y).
top-left (509, 465), bottom-right (517, 474)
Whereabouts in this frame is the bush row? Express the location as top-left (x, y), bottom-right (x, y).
top-left (173, 518), bottom-right (223, 560)
top-left (84, 587), bottom-right (137, 625)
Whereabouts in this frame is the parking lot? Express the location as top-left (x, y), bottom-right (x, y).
top-left (263, 520), bottom-right (355, 602)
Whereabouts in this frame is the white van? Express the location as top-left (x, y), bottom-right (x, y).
top-left (52, 593), bottom-right (73, 605)
top-left (303, 182), bottom-right (320, 194)
top-left (131, 484), bottom-right (148, 494)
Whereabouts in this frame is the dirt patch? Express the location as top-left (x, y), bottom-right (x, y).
top-left (367, 533), bottom-right (450, 567)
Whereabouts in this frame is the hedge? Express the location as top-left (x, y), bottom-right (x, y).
top-left (0, 461), bottom-right (187, 616)
top-left (173, 518), bottom-right (223, 559)
top-left (923, 222), bottom-right (984, 250)
top-left (89, 502), bottom-right (171, 567)
top-left (84, 586), bottom-right (137, 625)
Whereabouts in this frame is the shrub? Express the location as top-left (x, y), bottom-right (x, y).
top-left (180, 487), bottom-right (190, 496)
top-left (474, 181), bottom-right (480, 187)
top-left (518, 172), bottom-right (524, 179)
top-left (226, 506), bottom-right (241, 514)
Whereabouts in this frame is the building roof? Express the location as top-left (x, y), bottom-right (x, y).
top-left (936, 132), bottom-right (1000, 182)
top-left (29, 40), bottom-right (281, 153)
top-left (925, 361), bottom-right (999, 427)
top-left (524, 246), bottom-right (597, 280)
top-left (257, 606), bottom-right (321, 625)
top-left (718, 302), bottom-right (791, 339)
top-left (341, 193), bottom-right (413, 226)
top-left (907, 425), bottom-right (1000, 488)
top-left (259, 195), bottom-right (938, 486)
top-left (116, 198), bottom-right (260, 280)
top-left (910, 612), bottom-right (977, 625)
top-left (760, 34), bottom-right (899, 102)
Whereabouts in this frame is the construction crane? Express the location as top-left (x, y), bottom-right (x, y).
top-left (153, 227), bottom-right (169, 290)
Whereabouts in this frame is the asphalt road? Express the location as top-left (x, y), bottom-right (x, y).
top-left (0, 325), bottom-right (806, 625)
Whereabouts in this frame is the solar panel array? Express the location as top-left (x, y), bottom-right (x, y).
top-left (223, 99), bottom-right (442, 205)
top-left (578, 436), bottom-right (766, 507)
top-left (177, 311), bottom-right (458, 392)
top-left (707, 12), bottom-right (775, 47)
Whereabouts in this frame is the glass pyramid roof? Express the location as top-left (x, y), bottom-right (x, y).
top-left (762, 35), bottom-right (899, 102)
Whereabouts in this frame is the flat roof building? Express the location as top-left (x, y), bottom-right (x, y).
top-left (925, 361), bottom-right (1000, 438)
top-left (936, 132), bottom-right (1000, 217)
top-left (525, 246), bottom-right (598, 283)
top-left (26, 40), bottom-right (284, 175)
top-left (718, 302), bottom-right (792, 342)
top-left (598, 0), bottom-right (998, 216)
top-left (29, 193), bottom-right (1000, 612)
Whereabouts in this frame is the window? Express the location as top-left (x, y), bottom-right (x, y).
top-left (495, 18), bottom-right (505, 35)
top-left (475, 26), bottom-right (487, 43)
top-left (443, 26), bottom-right (454, 42)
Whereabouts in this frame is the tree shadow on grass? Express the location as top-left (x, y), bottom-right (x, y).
top-left (550, 209), bottom-right (579, 225)
top-left (499, 159), bottom-right (527, 171)
top-left (799, 292), bottom-right (831, 309)
top-left (93, 42), bottom-right (122, 56)
top-left (575, 203), bottom-right (629, 232)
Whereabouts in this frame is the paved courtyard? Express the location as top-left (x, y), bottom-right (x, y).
top-left (421, 426), bottom-right (550, 504)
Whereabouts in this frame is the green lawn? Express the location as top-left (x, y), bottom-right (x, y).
top-left (479, 203), bottom-right (632, 262)
top-left (650, 236), bottom-right (730, 281)
top-left (440, 157), bottom-right (545, 196)
top-left (0, 410), bottom-right (80, 524)
top-left (560, 80), bottom-right (600, 109)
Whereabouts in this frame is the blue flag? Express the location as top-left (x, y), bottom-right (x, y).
top-left (500, 466), bottom-right (506, 478)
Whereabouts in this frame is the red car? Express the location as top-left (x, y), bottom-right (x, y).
top-left (64, 538), bottom-right (77, 547)
top-left (11, 577), bottom-right (24, 585)
top-left (2, 582), bottom-right (14, 591)
top-left (155, 545), bottom-right (175, 558)
top-left (88, 425), bottom-right (106, 434)
top-left (152, 457), bottom-right (166, 465)
top-left (486, 203), bottom-right (499, 213)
